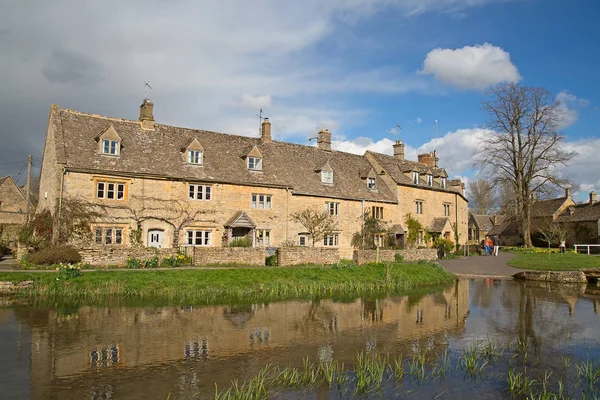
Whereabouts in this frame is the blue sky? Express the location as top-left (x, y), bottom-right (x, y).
top-left (0, 0), bottom-right (599, 200)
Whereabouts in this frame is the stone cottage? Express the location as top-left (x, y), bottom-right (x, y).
top-left (0, 176), bottom-right (29, 248)
top-left (37, 100), bottom-right (468, 257)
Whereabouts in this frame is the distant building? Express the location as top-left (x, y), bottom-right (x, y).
top-left (37, 100), bottom-right (468, 256)
top-left (0, 176), bottom-right (28, 248)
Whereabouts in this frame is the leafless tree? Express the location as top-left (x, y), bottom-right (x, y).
top-left (290, 208), bottom-right (338, 247)
top-left (536, 220), bottom-right (568, 257)
top-left (476, 83), bottom-right (575, 247)
top-left (467, 179), bottom-right (496, 214)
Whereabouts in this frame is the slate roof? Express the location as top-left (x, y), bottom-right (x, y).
top-left (530, 197), bottom-right (569, 218)
top-left (470, 214), bottom-right (506, 232)
top-left (430, 218), bottom-right (450, 233)
top-left (365, 151), bottom-right (465, 199)
top-left (0, 176), bottom-right (8, 186)
top-left (52, 107), bottom-right (399, 203)
top-left (556, 202), bottom-right (600, 222)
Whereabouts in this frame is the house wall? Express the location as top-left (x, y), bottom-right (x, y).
top-left (37, 105), bottom-right (63, 215)
top-left (0, 179), bottom-right (28, 247)
top-left (277, 247), bottom-right (339, 266)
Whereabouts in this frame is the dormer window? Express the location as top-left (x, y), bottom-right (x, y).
top-left (102, 140), bottom-right (119, 155)
top-left (412, 172), bottom-right (420, 185)
top-left (321, 170), bottom-right (333, 184)
top-left (367, 177), bottom-right (376, 190)
top-left (441, 177), bottom-right (447, 189)
top-left (427, 174), bottom-right (433, 187)
top-left (187, 150), bottom-right (202, 165)
top-left (248, 156), bottom-right (262, 171)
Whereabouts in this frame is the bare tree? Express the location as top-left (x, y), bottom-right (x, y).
top-left (476, 83), bottom-right (575, 247)
top-left (536, 220), bottom-right (568, 257)
top-left (468, 179), bottom-right (496, 214)
top-left (290, 208), bottom-right (338, 247)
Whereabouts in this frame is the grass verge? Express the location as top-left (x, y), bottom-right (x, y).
top-left (507, 251), bottom-right (600, 271)
top-left (0, 262), bottom-right (455, 305)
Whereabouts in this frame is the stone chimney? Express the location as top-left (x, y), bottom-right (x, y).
top-left (431, 151), bottom-right (439, 168)
top-left (418, 153), bottom-right (434, 167)
top-left (565, 187), bottom-right (572, 198)
top-left (393, 141), bottom-right (405, 160)
top-left (139, 99), bottom-right (155, 130)
top-left (261, 118), bottom-right (272, 143)
top-left (590, 191), bottom-right (597, 205)
top-left (317, 128), bottom-right (331, 151)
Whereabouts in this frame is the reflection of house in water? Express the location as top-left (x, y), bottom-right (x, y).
top-left (22, 281), bottom-right (469, 399)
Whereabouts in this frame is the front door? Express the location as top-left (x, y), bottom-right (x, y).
top-left (148, 229), bottom-right (164, 248)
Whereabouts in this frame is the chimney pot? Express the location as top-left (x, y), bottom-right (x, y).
top-left (393, 140), bottom-right (405, 160)
top-left (590, 191), bottom-right (597, 205)
top-left (261, 118), bottom-right (272, 143)
top-left (418, 153), bottom-right (435, 167)
top-left (139, 99), bottom-right (155, 130)
top-left (565, 187), bottom-right (572, 198)
top-left (317, 128), bottom-right (331, 151)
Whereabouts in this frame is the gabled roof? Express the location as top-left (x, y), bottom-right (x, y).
top-left (470, 214), bottom-right (505, 232)
top-left (556, 202), bottom-right (600, 222)
top-left (530, 197), bottom-right (571, 218)
top-left (224, 211), bottom-right (256, 228)
top-left (49, 107), bottom-right (398, 203)
top-left (0, 176), bottom-right (8, 186)
top-left (430, 218), bottom-right (451, 233)
top-left (0, 175), bottom-right (27, 201)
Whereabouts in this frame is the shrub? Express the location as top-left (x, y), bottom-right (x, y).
top-left (55, 263), bottom-right (83, 280)
top-left (228, 236), bottom-right (253, 248)
top-left (126, 257), bottom-right (143, 269)
top-left (265, 255), bottom-right (277, 266)
top-left (394, 253), bottom-right (404, 263)
top-left (29, 245), bottom-right (82, 265)
top-left (434, 238), bottom-right (454, 258)
top-left (144, 256), bottom-right (159, 269)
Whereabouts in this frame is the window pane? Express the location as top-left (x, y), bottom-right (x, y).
top-left (103, 140), bottom-right (109, 154)
top-left (97, 182), bottom-right (105, 198)
top-left (117, 184), bottom-right (124, 199)
top-left (187, 151), bottom-right (193, 163)
top-left (95, 228), bottom-right (102, 244)
top-left (107, 183), bottom-right (115, 199)
top-left (198, 185), bottom-right (203, 200)
top-left (265, 231), bottom-right (270, 245)
top-left (110, 141), bottom-right (118, 154)
top-left (195, 231), bottom-right (202, 245)
top-left (205, 186), bottom-right (211, 200)
top-left (259, 195), bottom-right (264, 209)
top-left (189, 185), bottom-right (195, 199)
top-left (115, 229), bottom-right (123, 244)
top-left (204, 231), bottom-right (211, 246)
top-left (105, 228), bottom-right (113, 244)
top-left (187, 231), bottom-right (193, 245)
top-left (255, 158), bottom-right (261, 170)
top-left (266, 196), bottom-right (271, 209)
top-left (251, 194), bottom-right (257, 208)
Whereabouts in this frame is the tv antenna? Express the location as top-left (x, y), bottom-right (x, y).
top-left (144, 81), bottom-right (153, 100)
top-left (434, 119), bottom-right (438, 153)
top-left (256, 108), bottom-right (265, 135)
top-left (394, 123), bottom-right (402, 142)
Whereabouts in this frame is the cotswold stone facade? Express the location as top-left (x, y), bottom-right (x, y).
top-left (0, 176), bottom-right (29, 247)
top-left (37, 100), bottom-right (468, 256)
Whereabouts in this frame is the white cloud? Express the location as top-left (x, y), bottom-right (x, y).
top-left (559, 138), bottom-right (600, 197)
top-left (333, 137), bottom-right (396, 155)
top-left (415, 118), bottom-right (423, 124)
top-left (555, 90), bottom-right (590, 130)
top-left (419, 43), bottom-right (521, 90)
top-left (239, 93), bottom-right (272, 109)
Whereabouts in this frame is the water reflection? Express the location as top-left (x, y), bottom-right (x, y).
top-left (1, 279), bottom-right (600, 399)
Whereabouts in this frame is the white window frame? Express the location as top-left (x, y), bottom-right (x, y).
top-left (321, 170), bottom-right (333, 184)
top-left (187, 150), bottom-right (203, 165)
top-left (441, 177), bottom-right (447, 189)
top-left (444, 203), bottom-right (451, 217)
top-left (186, 230), bottom-right (212, 246)
top-left (427, 174), bottom-right (433, 187)
top-left (251, 194), bottom-right (272, 209)
top-left (323, 233), bottom-right (339, 247)
top-left (367, 177), bottom-right (376, 190)
top-left (102, 139), bottom-right (120, 156)
top-left (96, 181), bottom-right (125, 200)
top-left (412, 172), bottom-right (419, 185)
top-left (188, 184), bottom-right (212, 201)
top-left (416, 201), bottom-right (423, 215)
top-left (255, 229), bottom-right (271, 246)
top-left (325, 201), bottom-right (340, 216)
top-left (94, 227), bottom-right (123, 245)
top-left (248, 157), bottom-right (262, 171)
top-left (372, 206), bottom-right (384, 219)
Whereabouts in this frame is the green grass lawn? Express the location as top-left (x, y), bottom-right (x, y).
top-left (507, 251), bottom-right (600, 271)
top-left (0, 262), bottom-right (455, 305)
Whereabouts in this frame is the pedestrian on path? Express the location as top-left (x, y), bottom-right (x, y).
top-left (492, 235), bottom-right (500, 256)
top-left (559, 239), bottom-right (566, 254)
top-left (484, 236), bottom-right (492, 256)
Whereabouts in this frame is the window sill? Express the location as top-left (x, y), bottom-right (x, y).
top-left (100, 153), bottom-right (120, 158)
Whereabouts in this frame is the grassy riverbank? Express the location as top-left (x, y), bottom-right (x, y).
top-left (0, 262), bottom-right (455, 304)
top-left (507, 250), bottom-right (600, 271)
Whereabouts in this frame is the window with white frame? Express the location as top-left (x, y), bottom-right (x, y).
top-left (186, 230), bottom-right (212, 246)
top-left (374, 234), bottom-right (385, 248)
top-left (188, 184), bottom-right (212, 200)
top-left (441, 177), bottom-right (447, 189)
top-left (94, 227), bottom-right (123, 245)
top-left (251, 194), bottom-right (272, 209)
top-left (96, 181), bottom-right (126, 200)
top-left (187, 150), bottom-right (203, 165)
top-left (298, 234), bottom-right (308, 246)
top-left (102, 139), bottom-right (119, 156)
top-left (444, 203), bottom-right (451, 216)
top-left (367, 177), bottom-right (376, 190)
top-left (412, 172), bottom-right (419, 185)
top-left (248, 157), bottom-right (262, 171)
top-left (372, 206), bottom-right (384, 219)
top-left (415, 201), bottom-right (423, 215)
top-left (255, 229), bottom-right (271, 246)
top-left (427, 174), bottom-right (433, 186)
top-left (325, 201), bottom-right (340, 216)
top-left (323, 233), bottom-right (339, 246)
top-left (321, 170), bottom-right (333, 184)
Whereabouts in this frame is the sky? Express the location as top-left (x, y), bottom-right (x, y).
top-left (1, 0), bottom-right (599, 202)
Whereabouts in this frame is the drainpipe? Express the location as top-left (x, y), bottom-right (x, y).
top-left (55, 167), bottom-right (66, 243)
top-left (361, 199), bottom-right (365, 249)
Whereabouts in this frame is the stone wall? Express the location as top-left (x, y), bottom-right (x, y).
top-left (79, 247), bottom-right (173, 267)
top-left (353, 248), bottom-right (438, 265)
top-left (192, 247), bottom-right (267, 266)
top-left (277, 247), bottom-right (340, 266)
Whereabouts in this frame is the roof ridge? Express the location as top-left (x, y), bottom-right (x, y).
top-left (61, 107), bottom-right (141, 124)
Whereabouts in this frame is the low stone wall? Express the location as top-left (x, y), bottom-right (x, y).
top-left (353, 248), bottom-right (438, 265)
top-left (513, 270), bottom-right (587, 283)
top-left (277, 247), bottom-right (340, 266)
top-left (0, 280), bottom-right (34, 294)
top-left (193, 247), bottom-right (267, 266)
top-left (79, 247), bottom-right (173, 267)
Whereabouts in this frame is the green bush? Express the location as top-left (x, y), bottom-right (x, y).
top-left (228, 236), bottom-right (253, 247)
top-left (29, 245), bottom-right (82, 265)
top-left (265, 255), bottom-right (277, 266)
top-left (434, 238), bottom-right (454, 258)
top-left (126, 257), bottom-right (143, 269)
top-left (394, 253), bottom-right (404, 263)
top-left (144, 256), bottom-right (159, 269)
top-left (160, 252), bottom-right (190, 268)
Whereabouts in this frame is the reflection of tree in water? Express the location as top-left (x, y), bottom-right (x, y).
top-left (222, 304), bottom-right (255, 329)
top-left (362, 299), bottom-right (383, 323)
top-left (290, 300), bottom-right (338, 334)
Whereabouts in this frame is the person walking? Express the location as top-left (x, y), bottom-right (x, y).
top-left (484, 236), bottom-right (491, 256)
top-left (492, 235), bottom-right (500, 256)
top-left (559, 239), bottom-right (566, 254)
